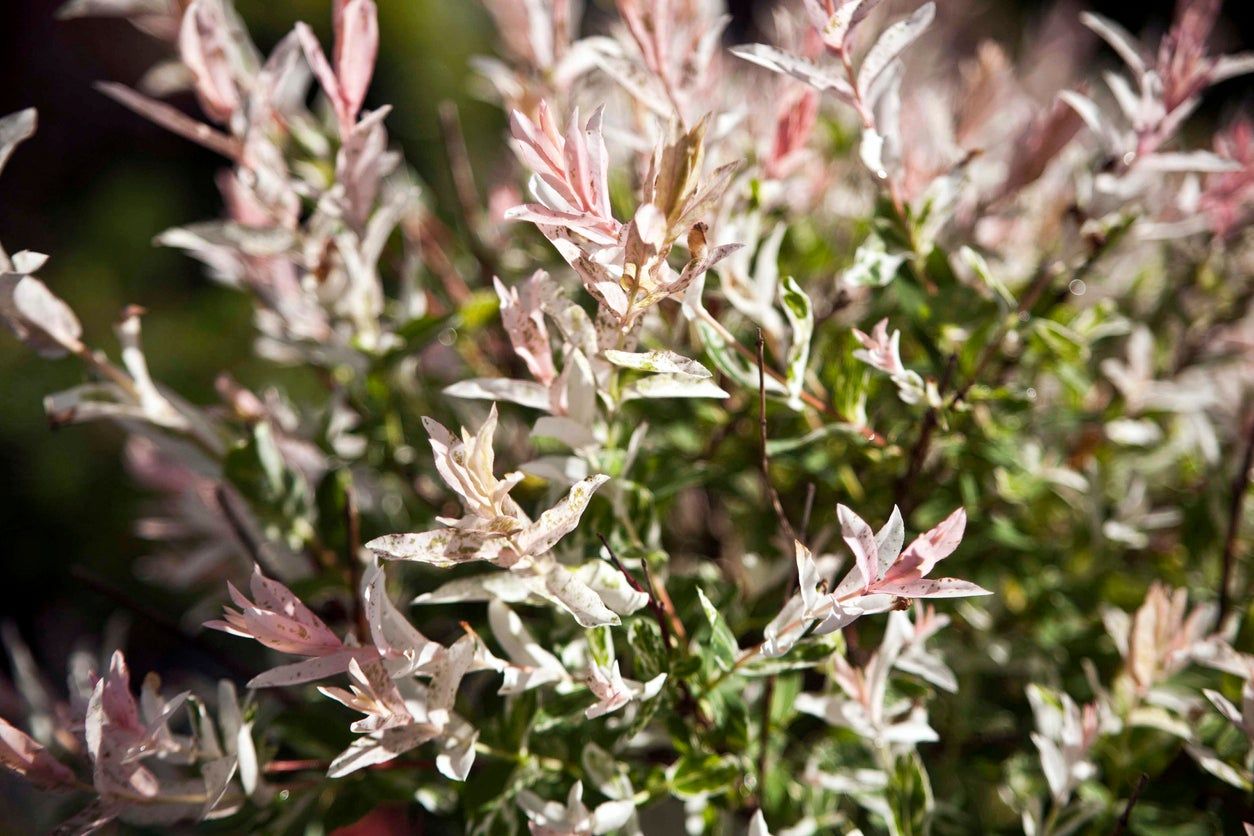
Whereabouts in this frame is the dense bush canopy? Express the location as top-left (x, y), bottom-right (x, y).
top-left (1, 0), bottom-right (1253, 833)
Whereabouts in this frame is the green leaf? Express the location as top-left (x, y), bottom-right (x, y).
top-left (315, 467), bottom-right (353, 558)
top-left (779, 276), bottom-right (813, 410)
top-left (459, 289), bottom-right (503, 330)
top-left (959, 246), bottom-right (1015, 308)
top-left (223, 422), bottom-right (313, 550)
top-left (668, 753), bottom-right (740, 799)
top-left (844, 234), bottom-right (906, 287)
top-left (588, 625), bottom-right (615, 668)
top-left (704, 683), bottom-right (750, 751)
top-left (887, 752), bottom-right (934, 836)
top-left (628, 618), bottom-right (670, 680)
top-left (766, 422), bottom-right (864, 456)
top-left (696, 320), bottom-right (785, 395)
top-left (696, 588), bottom-right (739, 671)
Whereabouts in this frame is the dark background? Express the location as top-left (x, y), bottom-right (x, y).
top-left (0, 0), bottom-right (1249, 719)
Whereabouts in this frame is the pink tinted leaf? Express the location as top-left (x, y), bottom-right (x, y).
top-left (363, 565), bottom-right (439, 671)
top-left (96, 82), bottom-right (241, 159)
top-left (1212, 53), bottom-right (1254, 84)
top-left (1079, 12), bottom-right (1147, 76)
top-left (797, 538), bottom-right (827, 611)
top-left (101, 652), bottom-right (141, 731)
top-left (334, 0), bottom-right (378, 126)
top-left (875, 505), bottom-right (905, 572)
top-left (0, 718), bottom-right (76, 789)
top-left (247, 650), bottom-right (373, 689)
top-left (178, 0), bottom-right (240, 123)
top-left (326, 724), bottom-right (437, 778)
top-left (729, 44), bottom-right (854, 99)
top-left (882, 507), bottom-right (967, 584)
top-left (295, 23), bottom-right (346, 128)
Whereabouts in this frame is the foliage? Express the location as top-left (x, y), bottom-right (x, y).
top-left (1, 0), bottom-right (1253, 833)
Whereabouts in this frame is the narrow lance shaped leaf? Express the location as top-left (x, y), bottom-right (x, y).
top-left (856, 2), bottom-right (935, 94)
top-left (542, 567), bottom-right (620, 628)
top-left (838, 504), bottom-right (880, 589)
top-left (621, 373), bottom-right (729, 401)
top-left (334, 0), bottom-right (379, 126)
top-left (0, 274), bottom-right (84, 359)
top-left (0, 109), bottom-right (37, 176)
top-left (696, 588), bottom-right (739, 671)
top-left (513, 474), bottom-right (610, 557)
top-left (1079, 12), bottom-right (1147, 76)
top-left (729, 44), bottom-right (854, 99)
top-left (603, 349), bottom-right (713, 378)
top-left (778, 276), bottom-right (813, 410)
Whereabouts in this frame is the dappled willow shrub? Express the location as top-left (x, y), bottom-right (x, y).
top-left (1, 0), bottom-right (1253, 833)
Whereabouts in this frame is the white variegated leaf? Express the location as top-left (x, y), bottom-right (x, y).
top-left (621, 373), bottom-right (729, 401)
top-left (443, 378), bottom-right (552, 410)
top-left (0, 275), bottom-right (83, 358)
top-left (0, 109), bottom-right (36, 175)
top-left (603, 349), bottom-right (712, 378)
top-left (729, 44), bottom-right (854, 99)
top-left (538, 566), bottom-right (619, 627)
top-left (1079, 12), bottom-right (1146, 76)
top-left (856, 2), bottom-right (934, 94)
top-left (1139, 151), bottom-right (1241, 173)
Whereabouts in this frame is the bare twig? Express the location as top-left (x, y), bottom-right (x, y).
top-left (1218, 407), bottom-right (1254, 621)
top-left (344, 482), bottom-right (369, 640)
top-left (71, 565), bottom-right (257, 684)
top-left (96, 82), bottom-right (242, 161)
top-left (897, 354), bottom-right (958, 514)
top-left (597, 534), bottom-right (708, 728)
top-left (639, 549), bottom-right (687, 643)
top-left (598, 533), bottom-right (672, 651)
top-left (401, 212), bottom-right (472, 305)
top-left (697, 308), bottom-right (886, 445)
top-left (800, 482), bottom-right (818, 543)
top-left (1111, 772), bottom-right (1149, 835)
top-left (263, 757), bottom-right (433, 775)
top-left (215, 484), bottom-right (321, 576)
top-left (438, 100), bottom-right (498, 279)
top-left (756, 329), bottom-right (799, 545)
top-left (213, 485), bottom-right (264, 565)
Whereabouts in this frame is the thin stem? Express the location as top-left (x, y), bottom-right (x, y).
top-left (800, 482), bottom-right (818, 543)
top-left (756, 329), bottom-right (799, 545)
top-left (897, 354), bottom-right (957, 514)
top-left (438, 100), bottom-right (498, 280)
top-left (70, 565), bottom-right (261, 686)
top-left (263, 757), bottom-right (433, 775)
top-left (697, 307), bottom-right (886, 445)
top-left (214, 485), bottom-right (263, 565)
top-left (1111, 773), bottom-right (1149, 835)
top-left (835, 45), bottom-right (934, 293)
top-left (639, 550), bottom-right (688, 643)
top-left (69, 342), bottom-right (139, 398)
top-left (1218, 407), bottom-right (1254, 621)
top-left (598, 533), bottom-right (672, 651)
top-left (344, 482), bottom-right (369, 640)
top-left (756, 673), bottom-right (774, 802)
